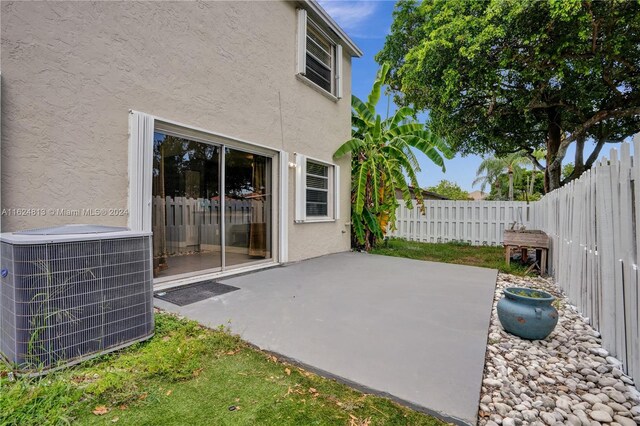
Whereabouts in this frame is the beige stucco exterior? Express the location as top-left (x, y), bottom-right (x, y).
top-left (1, 0), bottom-right (356, 263)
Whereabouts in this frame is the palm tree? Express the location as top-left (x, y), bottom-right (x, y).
top-left (473, 153), bottom-right (528, 201)
top-left (473, 157), bottom-right (506, 198)
top-left (334, 64), bottom-right (452, 250)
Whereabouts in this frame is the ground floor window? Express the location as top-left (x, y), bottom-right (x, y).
top-left (295, 154), bottom-right (339, 223)
top-left (306, 160), bottom-right (329, 217)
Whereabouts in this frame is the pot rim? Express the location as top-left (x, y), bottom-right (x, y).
top-left (503, 287), bottom-right (555, 302)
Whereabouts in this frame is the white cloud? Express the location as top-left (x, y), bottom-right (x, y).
top-left (317, 1), bottom-right (378, 33)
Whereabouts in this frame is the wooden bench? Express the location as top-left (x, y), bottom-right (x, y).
top-left (504, 229), bottom-right (550, 275)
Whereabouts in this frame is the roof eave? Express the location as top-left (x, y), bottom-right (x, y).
top-left (303, 0), bottom-right (364, 58)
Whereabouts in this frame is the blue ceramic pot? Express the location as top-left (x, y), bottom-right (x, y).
top-left (497, 287), bottom-right (558, 340)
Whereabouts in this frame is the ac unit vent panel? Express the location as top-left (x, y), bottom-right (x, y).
top-left (0, 228), bottom-right (153, 373)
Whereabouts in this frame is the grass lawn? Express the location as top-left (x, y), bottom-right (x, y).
top-left (1, 312), bottom-right (446, 426)
top-left (371, 238), bottom-right (529, 275)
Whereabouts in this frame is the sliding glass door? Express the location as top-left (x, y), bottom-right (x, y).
top-left (152, 132), bottom-right (222, 278)
top-left (224, 148), bottom-right (271, 267)
top-left (152, 132), bottom-right (272, 280)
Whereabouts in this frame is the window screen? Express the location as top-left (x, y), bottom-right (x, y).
top-left (305, 23), bottom-right (332, 93)
top-left (306, 161), bottom-right (329, 216)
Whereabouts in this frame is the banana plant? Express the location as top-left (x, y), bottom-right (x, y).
top-left (334, 63), bottom-right (453, 250)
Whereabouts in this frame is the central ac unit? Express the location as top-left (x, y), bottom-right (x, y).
top-left (0, 224), bottom-right (154, 373)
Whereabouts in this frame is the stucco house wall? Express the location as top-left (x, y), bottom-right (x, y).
top-left (1, 1), bottom-right (356, 263)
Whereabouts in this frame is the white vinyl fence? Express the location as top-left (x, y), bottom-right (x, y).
top-left (531, 138), bottom-right (640, 386)
top-left (389, 200), bottom-right (533, 246)
top-left (390, 135), bottom-right (640, 385)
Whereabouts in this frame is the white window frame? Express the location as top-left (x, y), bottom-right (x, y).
top-left (294, 153), bottom-right (340, 223)
top-left (296, 9), bottom-right (343, 100)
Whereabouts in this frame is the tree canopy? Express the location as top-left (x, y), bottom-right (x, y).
top-left (426, 180), bottom-right (469, 200)
top-left (377, 0), bottom-right (640, 191)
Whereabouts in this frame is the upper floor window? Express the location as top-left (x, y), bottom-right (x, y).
top-left (297, 9), bottom-right (342, 99)
top-left (306, 23), bottom-right (333, 93)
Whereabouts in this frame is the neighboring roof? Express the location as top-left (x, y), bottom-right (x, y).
top-left (421, 189), bottom-right (449, 200)
top-left (395, 186), bottom-right (449, 201)
top-left (303, 0), bottom-right (364, 57)
top-left (468, 190), bottom-right (488, 201)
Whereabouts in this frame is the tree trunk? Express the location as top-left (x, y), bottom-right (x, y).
top-left (508, 171), bottom-right (514, 201)
top-left (563, 135), bottom-right (603, 185)
top-left (363, 173), bottom-right (377, 251)
top-left (364, 229), bottom-right (372, 251)
top-left (546, 159), bottom-right (562, 193)
top-left (574, 136), bottom-right (585, 176)
top-left (544, 108), bottom-right (563, 192)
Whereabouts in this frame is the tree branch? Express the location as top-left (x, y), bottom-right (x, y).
top-left (528, 100), bottom-right (587, 122)
top-left (602, 70), bottom-right (623, 96)
top-left (612, 55), bottom-right (640, 74)
top-left (551, 106), bottom-right (640, 170)
top-left (561, 137), bottom-right (607, 185)
top-left (528, 101), bottom-right (567, 110)
top-left (585, 138), bottom-right (606, 168)
top-left (524, 149), bottom-right (545, 171)
top-left (493, 145), bottom-right (528, 156)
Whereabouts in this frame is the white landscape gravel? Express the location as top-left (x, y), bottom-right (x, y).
top-left (478, 273), bottom-right (640, 426)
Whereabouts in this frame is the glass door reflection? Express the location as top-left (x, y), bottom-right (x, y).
top-left (152, 132), bottom-right (222, 278)
top-left (224, 148), bottom-right (271, 268)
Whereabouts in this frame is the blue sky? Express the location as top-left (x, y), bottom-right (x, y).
top-left (318, 0), bottom-right (604, 193)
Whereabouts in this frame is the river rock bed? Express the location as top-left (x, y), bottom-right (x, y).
top-left (478, 273), bottom-right (640, 426)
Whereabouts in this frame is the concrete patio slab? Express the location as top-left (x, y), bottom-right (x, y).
top-left (155, 252), bottom-right (497, 425)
